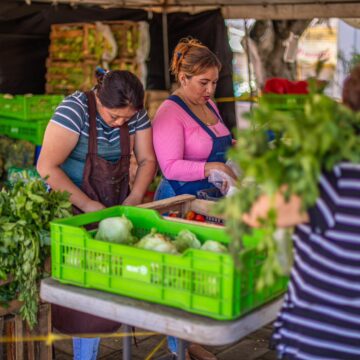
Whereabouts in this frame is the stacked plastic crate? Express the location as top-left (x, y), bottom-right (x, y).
top-left (45, 21), bottom-right (141, 95)
top-left (0, 94), bottom-right (63, 145)
top-left (0, 94), bottom-right (63, 184)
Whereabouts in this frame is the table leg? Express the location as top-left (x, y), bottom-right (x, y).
top-left (177, 339), bottom-right (186, 360)
top-left (123, 324), bottom-right (132, 360)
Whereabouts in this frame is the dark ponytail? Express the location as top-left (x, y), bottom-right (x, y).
top-left (95, 68), bottom-right (144, 110)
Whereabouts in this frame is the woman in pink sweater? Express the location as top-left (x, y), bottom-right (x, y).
top-left (153, 38), bottom-right (236, 202)
top-left (152, 38), bottom-right (236, 360)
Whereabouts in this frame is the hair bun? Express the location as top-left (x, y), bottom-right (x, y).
top-left (95, 67), bottom-right (109, 88)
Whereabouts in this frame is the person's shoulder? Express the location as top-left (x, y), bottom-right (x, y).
top-left (128, 108), bottom-right (151, 134)
top-left (62, 91), bottom-right (88, 109)
top-left (153, 99), bottom-right (183, 124)
top-left (51, 91), bottom-right (87, 133)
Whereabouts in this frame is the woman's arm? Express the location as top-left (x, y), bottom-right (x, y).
top-left (153, 105), bottom-right (236, 181)
top-left (243, 189), bottom-right (309, 228)
top-left (37, 122), bottom-right (105, 212)
top-left (122, 127), bottom-right (157, 206)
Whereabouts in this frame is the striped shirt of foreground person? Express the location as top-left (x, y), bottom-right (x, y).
top-left (271, 164), bottom-right (360, 359)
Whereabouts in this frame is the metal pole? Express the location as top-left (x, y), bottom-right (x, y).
top-left (123, 324), bottom-right (132, 360)
top-left (162, 8), bottom-right (171, 90)
top-left (177, 339), bottom-right (186, 360)
top-left (243, 19), bottom-right (254, 101)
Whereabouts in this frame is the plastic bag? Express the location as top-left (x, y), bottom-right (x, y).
top-left (208, 160), bottom-right (241, 196)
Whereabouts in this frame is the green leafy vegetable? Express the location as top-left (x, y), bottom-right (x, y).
top-left (95, 216), bottom-right (133, 244)
top-left (135, 230), bottom-right (177, 254)
top-left (0, 176), bottom-right (71, 328)
top-left (173, 230), bottom-right (201, 253)
top-left (217, 93), bottom-right (360, 287)
top-left (201, 240), bottom-right (228, 253)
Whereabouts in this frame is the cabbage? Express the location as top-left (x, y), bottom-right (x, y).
top-left (201, 240), bottom-right (228, 253)
top-left (64, 249), bottom-right (83, 267)
top-left (173, 230), bottom-right (201, 253)
top-left (93, 254), bottom-right (109, 274)
top-left (95, 216), bottom-right (133, 244)
top-left (136, 230), bottom-right (177, 254)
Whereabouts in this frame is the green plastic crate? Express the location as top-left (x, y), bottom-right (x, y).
top-left (51, 206), bottom-right (288, 320)
top-left (6, 166), bottom-right (40, 186)
top-left (260, 94), bottom-right (308, 111)
top-left (0, 118), bottom-right (48, 145)
top-left (0, 94), bottom-right (63, 121)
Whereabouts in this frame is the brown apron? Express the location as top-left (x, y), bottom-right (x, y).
top-left (52, 90), bottom-right (131, 334)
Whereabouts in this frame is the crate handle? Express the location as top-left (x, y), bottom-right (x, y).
top-left (51, 205), bottom-right (162, 226)
top-left (139, 194), bottom-right (196, 210)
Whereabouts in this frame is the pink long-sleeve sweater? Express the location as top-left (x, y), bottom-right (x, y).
top-left (152, 99), bottom-right (231, 182)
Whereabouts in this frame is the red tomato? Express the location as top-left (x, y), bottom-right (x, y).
top-left (194, 214), bottom-right (206, 222)
top-left (185, 210), bottom-right (196, 220)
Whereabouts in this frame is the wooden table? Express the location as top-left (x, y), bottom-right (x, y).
top-left (40, 278), bottom-right (283, 360)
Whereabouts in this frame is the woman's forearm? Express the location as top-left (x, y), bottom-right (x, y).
top-left (37, 164), bottom-right (95, 211)
top-left (128, 159), bottom-right (157, 202)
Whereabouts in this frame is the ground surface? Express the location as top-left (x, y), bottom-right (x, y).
top-left (53, 323), bottom-right (277, 360)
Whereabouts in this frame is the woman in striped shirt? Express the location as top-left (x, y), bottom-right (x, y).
top-left (38, 69), bottom-right (156, 211)
top-left (37, 69), bottom-right (157, 360)
top-left (244, 65), bottom-right (360, 360)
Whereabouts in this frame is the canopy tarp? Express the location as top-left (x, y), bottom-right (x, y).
top-left (26, 0), bottom-right (360, 19)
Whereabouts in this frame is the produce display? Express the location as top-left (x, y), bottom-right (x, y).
top-left (108, 21), bottom-right (139, 58)
top-left (217, 92), bottom-right (360, 288)
top-left (46, 21), bottom-right (141, 94)
top-left (94, 217), bottom-right (228, 255)
top-left (0, 136), bottom-right (35, 186)
top-left (49, 23), bottom-right (110, 62)
top-left (0, 177), bottom-right (72, 327)
top-left (51, 206), bottom-right (287, 320)
top-left (46, 59), bottom-right (97, 94)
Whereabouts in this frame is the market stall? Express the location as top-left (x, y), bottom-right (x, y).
top-left (0, 1), bottom-right (359, 359)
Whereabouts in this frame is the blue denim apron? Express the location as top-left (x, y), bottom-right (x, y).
top-left (166, 95), bottom-right (232, 197)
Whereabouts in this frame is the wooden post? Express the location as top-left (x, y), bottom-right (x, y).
top-left (0, 316), bottom-right (4, 359)
top-left (37, 304), bottom-right (52, 360)
top-left (14, 315), bottom-right (24, 360)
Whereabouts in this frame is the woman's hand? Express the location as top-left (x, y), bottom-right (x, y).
top-left (205, 162), bottom-right (237, 179)
top-left (82, 200), bottom-right (106, 213)
top-left (122, 193), bottom-right (143, 206)
top-left (243, 190), bottom-right (309, 228)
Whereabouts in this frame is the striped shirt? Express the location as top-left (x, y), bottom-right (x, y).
top-left (51, 91), bottom-right (151, 187)
top-left (272, 163), bottom-right (360, 360)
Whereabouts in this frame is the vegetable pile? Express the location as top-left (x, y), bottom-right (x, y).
top-left (217, 93), bottom-right (360, 287)
top-left (94, 217), bottom-right (228, 255)
top-left (168, 210), bottom-right (206, 222)
top-left (46, 21), bottom-right (140, 94)
top-left (0, 177), bottom-right (71, 327)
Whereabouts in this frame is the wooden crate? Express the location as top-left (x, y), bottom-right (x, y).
top-left (145, 90), bottom-right (170, 119)
top-left (105, 21), bottom-right (139, 58)
top-left (45, 59), bottom-right (98, 95)
top-left (109, 58), bottom-right (139, 76)
top-left (49, 23), bottom-right (104, 62)
top-left (0, 276), bottom-right (51, 360)
top-left (139, 194), bottom-right (224, 226)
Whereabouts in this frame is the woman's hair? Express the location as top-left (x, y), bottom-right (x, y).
top-left (95, 69), bottom-right (144, 110)
top-left (342, 64), bottom-right (360, 112)
top-left (170, 38), bottom-right (222, 82)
